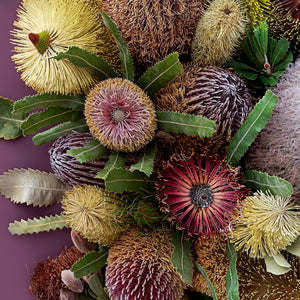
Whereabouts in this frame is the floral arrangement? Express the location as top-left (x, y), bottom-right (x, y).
top-left (0, 0), bottom-right (299, 299)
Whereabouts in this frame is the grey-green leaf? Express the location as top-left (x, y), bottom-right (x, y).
top-left (264, 254), bottom-right (291, 275)
top-left (171, 230), bottom-right (193, 285)
top-left (88, 274), bottom-right (110, 300)
top-left (137, 52), bottom-right (182, 97)
top-left (286, 236), bottom-right (300, 257)
top-left (243, 170), bottom-right (293, 197)
top-left (226, 90), bottom-right (278, 166)
top-left (226, 242), bottom-right (239, 300)
top-left (157, 111), bottom-right (216, 137)
top-left (8, 213), bottom-right (68, 235)
top-left (53, 46), bottom-right (119, 80)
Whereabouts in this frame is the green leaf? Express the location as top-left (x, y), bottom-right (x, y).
top-left (71, 249), bottom-right (108, 278)
top-left (67, 139), bottom-right (107, 164)
top-left (226, 90), bottom-right (278, 166)
top-left (194, 261), bottom-right (218, 300)
top-left (53, 46), bottom-right (119, 80)
top-left (130, 142), bottom-right (155, 177)
top-left (286, 236), bottom-right (300, 257)
top-left (247, 32), bottom-right (265, 66)
top-left (254, 21), bottom-right (268, 55)
top-left (226, 242), bottom-right (239, 300)
top-left (269, 37), bottom-right (290, 66)
top-left (105, 168), bottom-right (154, 193)
top-left (21, 108), bottom-right (83, 135)
top-left (32, 119), bottom-right (88, 145)
top-left (157, 111), bottom-right (216, 137)
top-left (101, 12), bottom-right (134, 81)
top-left (8, 213), bottom-right (67, 235)
top-left (171, 230), bottom-right (193, 285)
top-left (13, 93), bottom-right (85, 115)
top-left (0, 97), bottom-right (24, 140)
top-left (241, 37), bottom-right (262, 68)
top-left (137, 52), bottom-right (182, 97)
top-left (88, 274), bottom-right (110, 300)
top-left (264, 254), bottom-right (291, 275)
top-left (96, 152), bottom-right (126, 179)
top-left (243, 170), bottom-right (293, 197)
top-left (273, 52), bottom-right (293, 72)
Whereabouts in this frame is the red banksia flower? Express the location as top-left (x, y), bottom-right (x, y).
top-left (156, 154), bottom-right (247, 238)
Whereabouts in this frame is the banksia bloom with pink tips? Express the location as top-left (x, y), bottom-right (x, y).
top-left (156, 154), bottom-right (247, 238)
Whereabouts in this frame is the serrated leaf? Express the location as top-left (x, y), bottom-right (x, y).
top-left (157, 111), bottom-right (216, 137)
top-left (0, 168), bottom-right (68, 207)
top-left (71, 249), bottom-right (108, 278)
top-left (21, 108), bottom-right (83, 135)
top-left (96, 152), bottom-right (126, 179)
top-left (264, 254), bottom-right (291, 275)
top-left (13, 93), bottom-right (85, 115)
top-left (226, 90), bottom-right (278, 166)
top-left (54, 46), bottom-right (119, 80)
top-left (105, 168), bottom-right (154, 193)
top-left (270, 37), bottom-right (290, 66)
top-left (226, 242), bottom-right (239, 300)
top-left (194, 261), bottom-right (218, 300)
top-left (0, 97), bottom-right (24, 140)
top-left (32, 119), bottom-right (88, 145)
top-left (130, 142), bottom-right (155, 177)
top-left (171, 230), bottom-right (193, 285)
top-left (88, 274), bottom-right (110, 300)
top-left (101, 12), bottom-right (134, 81)
top-left (254, 21), bottom-right (268, 55)
top-left (286, 236), bottom-right (300, 256)
top-left (8, 213), bottom-right (67, 235)
top-left (243, 170), bottom-right (293, 197)
top-left (137, 52), bottom-right (182, 97)
top-left (67, 139), bottom-right (107, 164)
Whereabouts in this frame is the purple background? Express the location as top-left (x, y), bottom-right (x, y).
top-left (0, 1), bottom-right (72, 299)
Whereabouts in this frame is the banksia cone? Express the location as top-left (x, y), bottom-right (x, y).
top-left (245, 0), bottom-right (271, 28)
top-left (192, 0), bottom-right (247, 67)
top-left (106, 228), bottom-right (185, 300)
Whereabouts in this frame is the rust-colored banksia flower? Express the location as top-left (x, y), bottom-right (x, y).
top-left (106, 228), bottom-right (185, 300)
top-left (85, 78), bottom-right (157, 152)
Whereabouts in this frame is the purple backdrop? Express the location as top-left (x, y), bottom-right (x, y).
top-left (0, 1), bottom-right (72, 299)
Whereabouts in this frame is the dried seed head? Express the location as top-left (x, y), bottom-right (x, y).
top-left (70, 230), bottom-right (96, 254)
top-left (61, 270), bottom-right (84, 293)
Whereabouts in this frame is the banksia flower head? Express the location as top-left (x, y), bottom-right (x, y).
top-left (192, 0), bottom-right (247, 67)
top-left (62, 184), bottom-right (126, 246)
top-left (245, 0), bottom-right (271, 28)
top-left (106, 228), bottom-right (185, 300)
top-left (85, 78), bottom-right (157, 152)
top-left (156, 154), bottom-right (247, 238)
top-left (11, 0), bottom-right (119, 94)
top-left (231, 191), bottom-right (300, 258)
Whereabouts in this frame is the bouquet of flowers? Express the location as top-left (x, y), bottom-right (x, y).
top-left (0, 0), bottom-right (299, 299)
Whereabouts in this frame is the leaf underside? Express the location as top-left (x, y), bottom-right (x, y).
top-left (264, 254), bottom-right (291, 275)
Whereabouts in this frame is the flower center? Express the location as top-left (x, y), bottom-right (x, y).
top-left (190, 184), bottom-right (214, 209)
top-left (111, 108), bottom-right (127, 123)
top-left (28, 31), bottom-right (50, 54)
top-left (224, 8), bottom-right (231, 15)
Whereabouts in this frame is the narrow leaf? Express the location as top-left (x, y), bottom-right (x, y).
top-left (88, 274), bottom-right (110, 300)
top-left (0, 97), bottom-right (24, 140)
top-left (270, 37), bottom-right (290, 66)
top-left (32, 119), bottom-right (88, 145)
top-left (53, 46), bottom-right (119, 80)
top-left (105, 168), bottom-right (154, 193)
top-left (286, 236), bottom-right (300, 257)
top-left (130, 142), bottom-right (155, 177)
top-left (157, 111), bottom-right (216, 137)
top-left (254, 21), bottom-right (268, 55)
top-left (101, 12), bottom-right (134, 81)
top-left (171, 230), bottom-right (193, 285)
top-left (264, 254), bottom-right (291, 275)
top-left (243, 170), bottom-right (293, 197)
top-left (71, 249), bottom-right (108, 278)
top-left (8, 214), bottom-right (67, 235)
top-left (137, 52), bottom-right (182, 97)
top-left (226, 242), bottom-right (239, 300)
top-left (67, 140), bottom-right (107, 164)
top-left (273, 52), bottom-right (293, 72)
top-left (0, 168), bottom-right (68, 207)
top-left (226, 90), bottom-right (278, 166)
top-left (96, 152), bottom-right (126, 179)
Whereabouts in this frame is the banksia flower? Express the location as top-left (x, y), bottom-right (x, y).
top-left (62, 184), bottom-right (126, 246)
top-left (245, 0), bottom-right (271, 28)
top-left (106, 228), bottom-right (185, 300)
top-left (85, 78), bottom-right (157, 152)
top-left (231, 192), bottom-right (300, 258)
top-left (49, 132), bottom-right (109, 187)
top-left (11, 0), bottom-right (119, 94)
top-left (192, 234), bottom-right (228, 299)
top-left (156, 154), bottom-right (247, 238)
top-left (191, 0), bottom-right (247, 67)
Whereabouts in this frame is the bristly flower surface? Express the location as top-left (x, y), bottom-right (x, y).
top-left (244, 0), bottom-right (271, 28)
top-left (156, 154), bottom-right (247, 238)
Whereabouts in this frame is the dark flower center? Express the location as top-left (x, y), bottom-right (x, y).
top-left (190, 184), bottom-right (214, 209)
top-left (224, 8), bottom-right (231, 15)
top-left (111, 108), bottom-right (127, 123)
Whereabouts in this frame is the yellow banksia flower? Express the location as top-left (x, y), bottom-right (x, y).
top-left (245, 0), bottom-right (271, 29)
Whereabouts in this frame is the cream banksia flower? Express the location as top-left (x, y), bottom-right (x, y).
top-left (11, 0), bottom-right (119, 94)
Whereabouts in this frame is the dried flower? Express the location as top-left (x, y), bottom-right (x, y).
top-left (70, 230), bottom-right (96, 254)
top-left (156, 154), bottom-right (247, 238)
top-left (61, 270), bottom-right (84, 293)
top-left (192, 0), bottom-right (247, 67)
top-left (231, 191), bottom-right (300, 258)
top-left (106, 228), bottom-right (184, 300)
top-left (85, 78), bottom-right (157, 152)
top-left (59, 289), bottom-right (78, 300)
top-left (244, 0), bottom-right (271, 28)
top-left (62, 184), bottom-right (126, 246)
top-left (11, 0), bottom-right (119, 94)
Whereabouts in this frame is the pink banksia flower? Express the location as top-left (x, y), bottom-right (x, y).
top-left (156, 154), bottom-right (248, 238)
